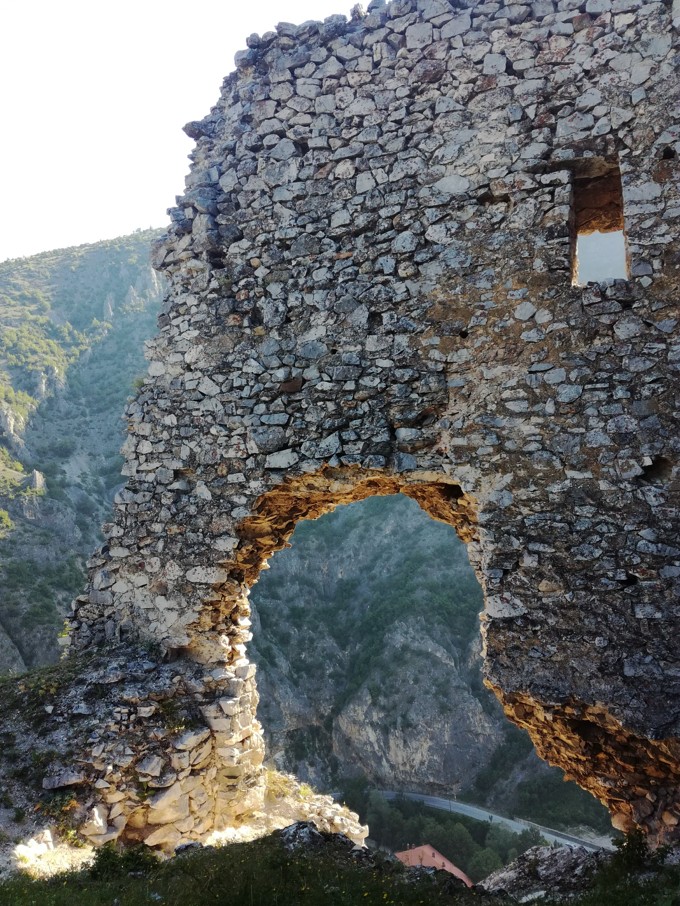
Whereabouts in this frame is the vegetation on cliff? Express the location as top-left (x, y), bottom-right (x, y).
top-left (0, 230), bottom-right (163, 668)
top-left (250, 494), bottom-right (612, 836)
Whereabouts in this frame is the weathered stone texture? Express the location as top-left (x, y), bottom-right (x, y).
top-left (69, 0), bottom-right (680, 847)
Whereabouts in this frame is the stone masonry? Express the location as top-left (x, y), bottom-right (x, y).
top-left (68, 0), bottom-right (680, 848)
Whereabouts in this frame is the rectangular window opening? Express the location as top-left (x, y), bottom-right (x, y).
top-left (571, 160), bottom-right (629, 286)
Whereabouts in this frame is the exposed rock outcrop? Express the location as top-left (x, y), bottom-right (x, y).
top-left (250, 494), bottom-right (504, 794)
top-left (0, 623), bottom-right (26, 674)
top-left (0, 403), bottom-right (25, 454)
top-left (479, 844), bottom-right (609, 901)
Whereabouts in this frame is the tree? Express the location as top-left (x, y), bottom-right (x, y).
top-left (486, 823), bottom-right (518, 861)
top-left (468, 847), bottom-right (503, 882)
top-left (447, 822), bottom-right (477, 865)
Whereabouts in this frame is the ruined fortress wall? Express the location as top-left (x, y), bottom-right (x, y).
top-left (71, 0), bottom-right (680, 845)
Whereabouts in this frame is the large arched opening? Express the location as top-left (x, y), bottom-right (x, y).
top-left (250, 491), bottom-right (488, 794)
top-left (74, 449), bottom-right (680, 851)
top-left (245, 487), bottom-right (613, 877)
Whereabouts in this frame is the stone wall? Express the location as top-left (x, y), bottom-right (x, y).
top-left (70, 0), bottom-right (680, 847)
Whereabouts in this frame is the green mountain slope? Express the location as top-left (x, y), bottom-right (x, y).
top-left (0, 230), bottom-right (164, 668)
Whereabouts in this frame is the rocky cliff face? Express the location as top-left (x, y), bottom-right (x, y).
top-left (250, 494), bottom-right (503, 793)
top-left (332, 629), bottom-right (492, 791)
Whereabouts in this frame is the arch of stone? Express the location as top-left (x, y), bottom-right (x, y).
top-left (68, 0), bottom-right (680, 849)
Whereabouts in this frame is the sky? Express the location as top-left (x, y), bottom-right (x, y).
top-left (0, 0), bottom-right (351, 263)
top-left (576, 231), bottom-right (628, 285)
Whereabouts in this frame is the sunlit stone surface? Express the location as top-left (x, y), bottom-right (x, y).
top-left (64, 0), bottom-right (680, 850)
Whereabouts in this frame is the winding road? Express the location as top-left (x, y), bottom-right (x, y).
top-left (378, 790), bottom-right (614, 852)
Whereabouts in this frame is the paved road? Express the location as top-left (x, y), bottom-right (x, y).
top-left (379, 790), bottom-right (614, 852)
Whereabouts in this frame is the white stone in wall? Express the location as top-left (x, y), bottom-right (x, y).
top-left (185, 567), bottom-right (230, 584)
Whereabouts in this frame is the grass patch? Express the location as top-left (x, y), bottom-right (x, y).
top-left (0, 653), bottom-right (94, 734)
top-left (0, 832), bottom-right (491, 906)
top-left (0, 831), bottom-right (679, 906)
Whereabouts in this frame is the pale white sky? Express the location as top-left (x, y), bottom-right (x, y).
top-left (0, 0), bottom-right (352, 262)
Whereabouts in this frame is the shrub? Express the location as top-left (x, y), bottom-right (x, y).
top-left (88, 842), bottom-right (158, 880)
top-left (0, 509), bottom-right (13, 537)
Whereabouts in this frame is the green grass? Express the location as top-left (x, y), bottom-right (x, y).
top-left (0, 835), bottom-right (490, 906)
top-left (559, 871), bottom-right (680, 906)
top-left (1, 832), bottom-right (679, 906)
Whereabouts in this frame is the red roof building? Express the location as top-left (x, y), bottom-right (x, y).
top-left (394, 844), bottom-right (474, 888)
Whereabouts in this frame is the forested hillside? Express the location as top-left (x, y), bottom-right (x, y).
top-left (251, 494), bottom-right (491, 790)
top-left (0, 231), bottom-right (164, 668)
